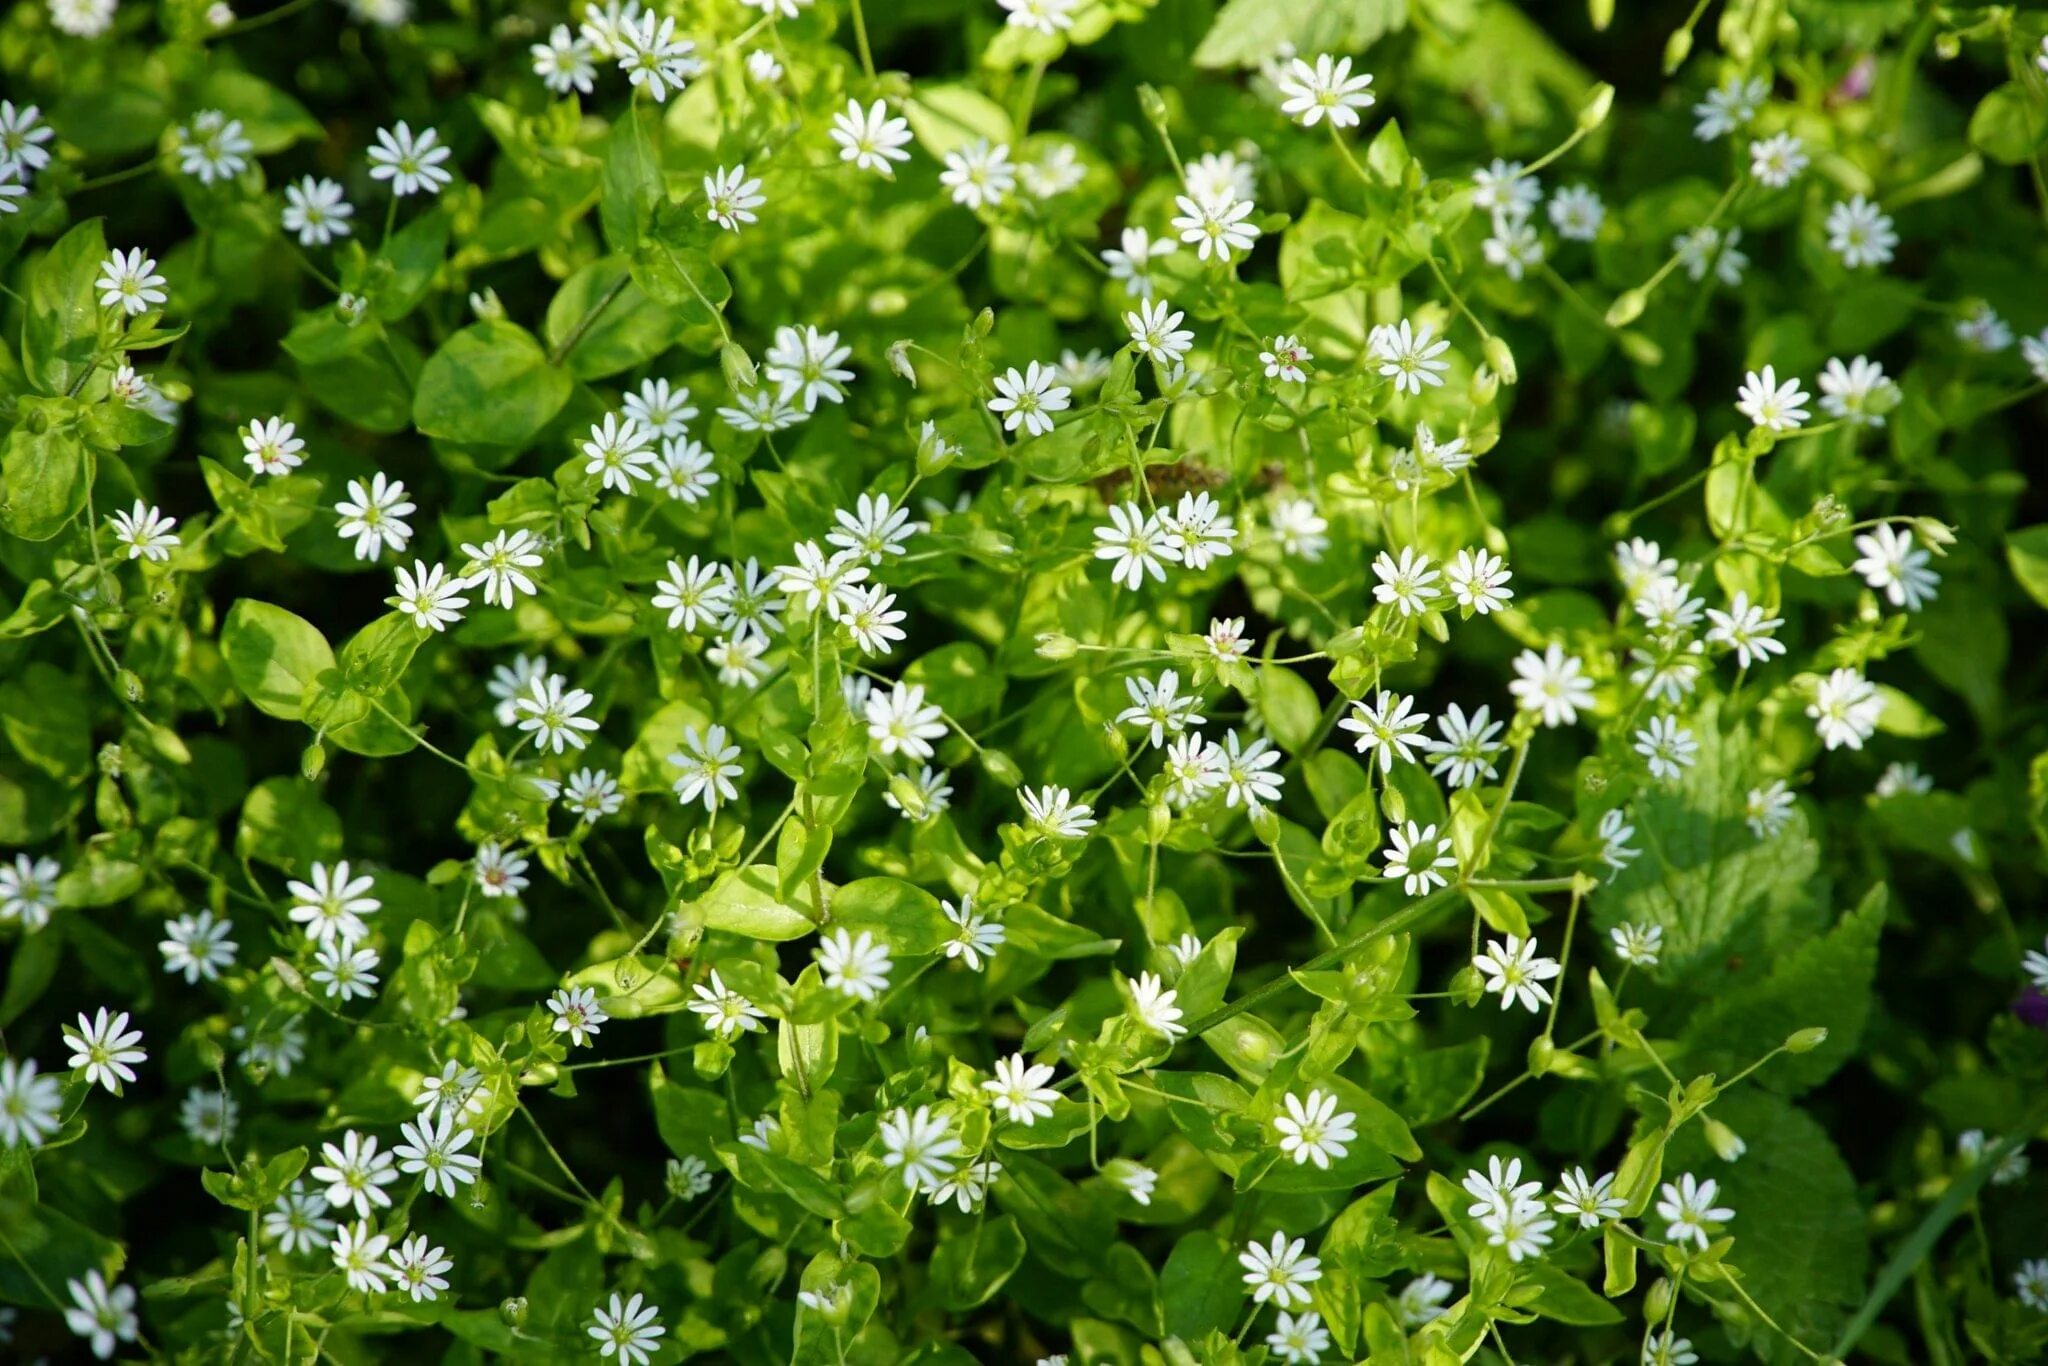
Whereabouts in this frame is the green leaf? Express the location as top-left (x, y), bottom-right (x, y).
top-left (927, 1215), bottom-right (1027, 1310)
top-left (220, 600), bottom-right (337, 722)
top-left (1593, 699), bottom-right (1821, 975)
top-left (0, 401), bottom-right (90, 541)
top-left (1967, 84), bottom-right (2047, 166)
top-left (544, 257), bottom-right (679, 381)
top-left (21, 218), bottom-right (108, 396)
top-left (1159, 1230), bottom-right (1240, 1339)
top-left (600, 106), bottom-right (660, 252)
top-left (904, 85), bottom-right (1014, 158)
top-left (0, 661), bottom-right (92, 783)
top-left (2005, 524), bottom-right (2048, 611)
top-left (691, 865), bottom-right (817, 941)
top-left (413, 321), bottom-right (572, 448)
top-left (1194, 0), bottom-right (1409, 70)
top-left (830, 877), bottom-right (950, 954)
top-left (1259, 664), bottom-right (1323, 752)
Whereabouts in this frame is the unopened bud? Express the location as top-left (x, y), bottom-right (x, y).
top-left (1577, 83), bottom-right (1615, 133)
top-left (1589, 0), bottom-right (1614, 29)
top-left (1786, 1026), bottom-right (1830, 1053)
top-left (1662, 28), bottom-right (1692, 74)
top-left (1617, 331), bottom-right (1664, 367)
top-left (720, 342), bottom-right (757, 391)
top-left (980, 749), bottom-right (1022, 787)
top-left (1645, 1277), bottom-right (1673, 1319)
top-left (1606, 288), bottom-right (1648, 328)
top-left (1703, 1114), bottom-right (1747, 1162)
top-left (301, 741), bottom-right (326, 781)
top-left (1911, 517), bottom-right (1956, 552)
top-left (500, 1297), bottom-right (528, 1327)
top-left (1137, 83), bottom-right (1170, 131)
top-left (1147, 802), bottom-right (1171, 842)
top-left (1481, 335), bottom-right (1518, 385)
top-left (1527, 1034), bottom-right (1556, 1074)
top-left (1035, 632), bottom-right (1078, 661)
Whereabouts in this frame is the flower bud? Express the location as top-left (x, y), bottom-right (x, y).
top-left (1605, 288), bottom-right (1648, 328)
top-left (336, 292), bottom-right (367, 324)
top-left (1035, 631), bottom-right (1078, 661)
top-left (469, 288), bottom-right (504, 321)
top-left (1617, 331), bottom-right (1664, 367)
top-left (1481, 334), bottom-right (1518, 385)
top-left (980, 749), bottom-right (1023, 787)
top-left (1527, 1034), bottom-right (1556, 1074)
top-left (1147, 802), bottom-right (1172, 842)
top-left (500, 1297), bottom-right (528, 1327)
top-left (1703, 1114), bottom-right (1747, 1162)
top-left (1645, 1277), bottom-right (1673, 1319)
top-left (1577, 83), bottom-right (1615, 133)
top-left (1662, 27), bottom-right (1692, 73)
top-left (1785, 1026), bottom-right (1830, 1053)
top-left (1912, 517), bottom-right (1956, 552)
top-left (720, 342), bottom-right (757, 391)
top-left (1137, 83), bottom-right (1170, 131)
top-left (301, 741), bottom-right (326, 781)
top-left (1590, 0), bottom-right (1613, 29)
top-left (886, 339), bottom-right (917, 386)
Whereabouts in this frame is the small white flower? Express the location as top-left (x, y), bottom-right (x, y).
top-left (667, 1154), bottom-right (715, 1200)
top-left (311, 1130), bottom-right (399, 1217)
top-left (998, 0), bottom-right (1076, 35)
top-left (1748, 131), bottom-right (1808, 188)
top-left (312, 940), bottom-right (380, 1001)
top-left (1170, 192), bottom-right (1260, 263)
top-left (107, 500), bottom-right (180, 561)
top-left (652, 555), bottom-right (734, 633)
top-left (282, 176), bottom-right (355, 246)
top-left (1394, 1273), bottom-right (1454, 1327)
top-left (943, 897), bottom-right (1005, 971)
top-left (1955, 301), bottom-right (2012, 353)
top-left (1094, 500), bottom-right (1182, 589)
top-left (1474, 935), bottom-right (1562, 1012)
top-left (1126, 296), bottom-right (1194, 365)
top-left (160, 909), bottom-right (238, 982)
top-left (98, 248), bottom-right (170, 317)
top-left (880, 1104), bottom-right (962, 1192)
top-left (1646, 1332), bottom-right (1700, 1366)
top-left (1218, 729), bottom-right (1284, 813)
top-left (1239, 1232), bottom-right (1321, 1307)
top-left (1656, 1172), bottom-right (1735, 1249)
top-left (367, 122), bottom-right (453, 197)
top-left (1444, 547), bottom-right (1513, 615)
top-left (763, 324), bottom-right (854, 412)
top-left (1610, 921), bottom-right (1663, 966)
top-left (1548, 184), bottom-right (1604, 240)
top-left (704, 163), bottom-right (764, 231)
top-left (241, 415), bottom-right (306, 477)
top-left (1817, 354), bottom-right (1898, 428)
top-left (63, 1270), bottom-right (139, 1359)
top-left (1104, 226), bottom-right (1177, 298)
top-left (883, 764), bottom-right (954, 822)
top-left (1552, 1167), bottom-right (1624, 1227)
top-left (1372, 546), bottom-right (1440, 616)
top-left (548, 986), bottom-right (608, 1046)
top-left (1108, 1159), bottom-right (1157, 1206)
top-left (391, 560), bottom-right (470, 632)
top-left (394, 1110), bottom-right (481, 1198)
top-left (1129, 971), bottom-right (1185, 1040)
top-left (817, 928), bottom-right (893, 1002)
top-left (1268, 497), bottom-right (1329, 560)
top-left (830, 98), bottom-right (913, 176)
top-left (1383, 821), bottom-right (1457, 895)
top-left (616, 11), bottom-right (699, 101)
top-left (1266, 1309), bottom-right (1332, 1365)
top-left (1339, 691), bottom-right (1430, 772)
top-left (514, 673), bottom-right (599, 754)
top-left (0, 1056), bottom-right (63, 1148)
top-left (1674, 224), bottom-right (1747, 285)
top-left (581, 414), bottom-right (656, 494)
top-left (1735, 365), bottom-right (1810, 431)
top-left (588, 1291), bottom-right (665, 1366)
top-left (1850, 524), bottom-right (1939, 611)
top-left (1704, 591), bottom-right (1786, 667)
top-left (778, 541), bottom-right (869, 621)
top-left (531, 23), bottom-right (597, 93)
top-left (668, 724), bottom-right (744, 811)
top-left (988, 361), bottom-right (1072, 437)
top-left (1273, 1089), bottom-right (1357, 1169)
top-left (0, 101), bottom-right (54, 179)
top-left (474, 841), bottom-right (530, 898)
top-left (65, 1008), bottom-right (146, 1092)
top-left (865, 682), bottom-right (947, 761)
top-left (1483, 216), bottom-right (1544, 280)
top-left (460, 528), bottom-right (545, 609)
top-left (1277, 53), bottom-right (1376, 129)
top-left (827, 492), bottom-right (920, 565)
top-left (335, 473), bottom-right (414, 561)
top-left (1368, 318), bottom-right (1451, 395)
top-left (1510, 644), bottom-right (1596, 728)
top-left (688, 971), bottom-right (767, 1039)
top-left (1632, 715), bottom-right (1698, 781)
top-left (1598, 807), bottom-right (1639, 872)
top-left (1423, 703), bottom-right (1505, 788)
top-left (1472, 158), bottom-right (1541, 218)
top-left (1694, 74), bottom-right (1768, 141)
top-left (984, 1054), bottom-right (1059, 1126)
top-left (940, 138), bottom-right (1016, 209)
top-left (1020, 785), bottom-right (1095, 839)
top-left (264, 1181), bottom-right (336, 1254)
top-left (1826, 194), bottom-right (1897, 269)
top-left (286, 860), bottom-right (380, 945)
top-left (387, 1234), bottom-right (453, 1303)
top-left (1808, 667), bottom-right (1884, 751)
top-left (623, 377), bottom-right (698, 439)
top-left (653, 438), bottom-right (718, 504)
top-left (1116, 670), bottom-right (1204, 748)
top-left (1479, 1197), bottom-right (1556, 1262)
top-left (1958, 1129), bottom-right (2031, 1186)
top-left (1258, 333), bottom-right (1312, 383)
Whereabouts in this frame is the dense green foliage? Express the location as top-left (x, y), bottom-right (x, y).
top-left (3, 0), bottom-right (2048, 1363)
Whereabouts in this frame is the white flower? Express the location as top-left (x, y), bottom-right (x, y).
top-left (1479, 1197), bottom-right (1556, 1262)
top-left (160, 908), bottom-right (237, 982)
top-left (985, 1054), bottom-right (1060, 1125)
top-left (668, 723), bottom-right (744, 811)
top-left (1368, 318), bottom-right (1451, 395)
top-left (264, 1181), bottom-right (336, 1254)
top-left (1510, 644), bottom-right (1596, 727)
top-left (1552, 1167), bottom-right (1624, 1227)
top-left (1444, 547), bottom-right (1513, 615)
top-left (1851, 524), bottom-right (1939, 610)
top-left (1116, 670), bottom-right (1203, 748)
top-left (63, 1270), bottom-right (139, 1359)
top-left (1748, 131), bottom-right (1807, 188)
top-left (1094, 500), bottom-right (1181, 588)
top-left (925, 1157), bottom-right (997, 1211)
top-left (1273, 1089), bottom-right (1357, 1169)
top-left (1162, 733), bottom-right (1225, 807)
top-left (1218, 730), bottom-right (1284, 813)
top-left (1808, 667), bottom-right (1883, 751)
top-left (1631, 644), bottom-right (1704, 705)
top-left (589, 1292), bottom-right (665, 1365)
top-left (654, 438), bottom-right (718, 504)
top-left (1384, 821), bottom-right (1457, 895)
top-left (391, 560), bottom-right (470, 631)
top-left (240, 416), bottom-right (305, 477)
top-left (1372, 546), bottom-right (1440, 616)
top-left (0, 1056), bottom-right (63, 1148)
top-left (1267, 1309), bottom-right (1332, 1365)
top-left (1704, 591), bottom-right (1786, 667)
top-left (1394, 1273), bottom-right (1454, 1327)
top-left (989, 361), bottom-right (1072, 437)
top-left (830, 98), bottom-right (913, 175)
top-left (415, 1061), bottom-right (485, 1121)
top-left (460, 528), bottom-right (545, 609)
top-left (1474, 935), bottom-right (1562, 1012)
top-left (395, 1110), bottom-right (481, 1198)
top-left (1817, 354), bottom-right (1898, 428)
top-left (282, 176), bottom-right (354, 246)
top-left (548, 986), bottom-right (608, 1046)
top-left (1239, 1232), bottom-right (1321, 1307)
top-left (0, 853), bottom-right (58, 933)
top-left (1483, 216), bottom-right (1544, 280)
top-left (581, 414), bottom-right (656, 494)
top-left (335, 473), bottom-right (414, 560)
top-left (880, 1105), bottom-right (962, 1193)
top-left (1104, 226), bottom-right (1177, 297)
top-left (1257, 333), bottom-right (1313, 383)
top-left (312, 939), bottom-right (380, 1001)
top-left (624, 377), bottom-right (698, 439)
top-left (1614, 537), bottom-right (1676, 596)
top-left (1422, 703), bottom-right (1505, 788)
top-left (1955, 301), bottom-right (2012, 353)
top-left (48, 0), bottom-right (118, 37)
top-left (943, 897), bottom-right (1005, 970)
top-left (1126, 296), bottom-right (1194, 365)
top-left (778, 540), bottom-right (869, 621)
top-left (531, 23), bottom-right (597, 93)
top-left (817, 928), bottom-right (893, 1002)
top-left (1108, 1159), bottom-right (1157, 1205)
top-left (328, 1218), bottom-right (392, 1294)
top-left (64, 1007), bottom-right (146, 1093)
top-left (1598, 807), bottom-right (1639, 871)
top-left (2023, 936), bottom-right (2048, 991)
top-left (311, 1130), bottom-right (399, 1217)
top-left (1674, 224), bottom-right (1747, 285)
top-left (1129, 971), bottom-right (1185, 1040)
top-left (1277, 54), bottom-right (1375, 129)
top-left (745, 48), bottom-right (781, 82)
top-left (1646, 1332), bottom-right (1700, 1366)
top-left (1656, 1172), bottom-right (1735, 1249)
top-left (704, 163), bottom-right (764, 231)
top-left (2024, 328), bottom-right (2048, 384)
top-left (0, 166), bottom-right (23, 215)
top-left (1957, 1129), bottom-right (2031, 1186)
top-left (0, 101), bottom-right (54, 179)
top-left (1205, 616), bottom-right (1252, 663)
top-left (764, 324), bottom-right (853, 412)
top-left (1463, 1153), bottom-right (1546, 1214)
top-left (652, 555), bottom-right (734, 633)
top-left (1170, 192), bottom-right (1261, 263)
top-left (841, 585), bottom-right (906, 656)
top-left (106, 500), bottom-right (179, 562)
top-left (688, 971), bottom-right (766, 1039)
top-left (1269, 497), bottom-right (1329, 559)
top-left (999, 0), bottom-right (1076, 35)
top-left (1610, 921), bottom-right (1663, 966)
top-left (386, 1234), bottom-right (452, 1303)
top-left (1875, 761), bottom-right (1933, 799)
top-left (1185, 149), bottom-right (1256, 203)
top-left (1633, 715), bottom-right (1698, 781)
top-left (883, 764), bottom-right (954, 822)
top-left (667, 1154), bottom-right (714, 1199)
top-left (1472, 158), bottom-right (1541, 217)
top-left (514, 674), bottom-right (598, 754)
top-left (616, 11), bottom-right (699, 100)
top-left (740, 1113), bottom-right (781, 1152)
top-left (940, 138), bottom-right (1016, 209)
top-left (827, 492), bottom-right (920, 564)
top-left (1020, 785), bottom-right (1095, 839)
top-left (2019, 1259), bottom-right (2048, 1312)
top-left (1339, 691), bottom-right (1430, 772)
top-left (1019, 142), bottom-right (1084, 198)
top-left (471, 843), bottom-right (528, 901)
top-left (1735, 364), bottom-right (1810, 431)
top-left (367, 122), bottom-right (453, 197)
top-left (718, 385), bottom-right (801, 432)
top-left (1548, 184), bottom-right (1605, 240)
top-left (172, 108), bottom-right (253, 184)
top-left (1826, 194), bottom-right (1896, 269)
top-left (286, 859), bottom-right (380, 945)
top-left (1694, 74), bottom-right (1767, 140)
top-left (865, 682), bottom-right (947, 761)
